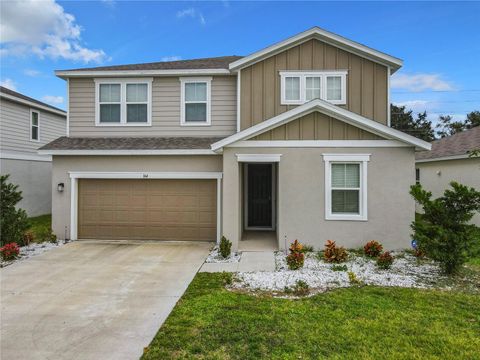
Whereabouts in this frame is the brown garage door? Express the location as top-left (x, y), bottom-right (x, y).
top-left (78, 179), bottom-right (216, 241)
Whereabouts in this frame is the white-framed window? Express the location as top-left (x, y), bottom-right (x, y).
top-left (30, 109), bottom-right (40, 141)
top-left (180, 77), bottom-right (211, 126)
top-left (280, 71), bottom-right (347, 105)
top-left (323, 154), bottom-right (370, 221)
top-left (94, 78), bottom-right (152, 126)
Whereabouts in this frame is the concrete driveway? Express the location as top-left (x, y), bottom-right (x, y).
top-left (1, 241), bottom-right (210, 360)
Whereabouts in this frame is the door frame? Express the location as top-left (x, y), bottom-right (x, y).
top-left (68, 171), bottom-right (223, 243)
top-left (243, 163), bottom-right (276, 231)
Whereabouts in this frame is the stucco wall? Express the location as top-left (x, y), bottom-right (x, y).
top-left (223, 147), bottom-right (416, 251)
top-left (416, 157), bottom-right (480, 226)
top-left (1, 158), bottom-right (52, 216)
top-left (51, 155), bottom-right (223, 240)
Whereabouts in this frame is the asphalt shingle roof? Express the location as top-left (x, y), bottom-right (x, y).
top-left (39, 136), bottom-right (224, 151)
top-left (415, 126), bottom-right (480, 160)
top-left (0, 86), bottom-right (66, 114)
top-left (59, 56), bottom-right (243, 72)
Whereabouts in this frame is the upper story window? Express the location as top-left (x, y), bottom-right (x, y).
top-left (30, 110), bottom-right (40, 141)
top-left (180, 77), bottom-right (211, 126)
top-left (95, 78), bottom-right (152, 126)
top-left (280, 71), bottom-right (347, 105)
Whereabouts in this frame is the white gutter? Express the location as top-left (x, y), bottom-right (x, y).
top-left (38, 149), bottom-right (219, 156)
top-left (0, 93), bottom-right (67, 117)
top-left (55, 68), bottom-right (232, 79)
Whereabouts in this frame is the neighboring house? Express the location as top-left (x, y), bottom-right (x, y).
top-left (39, 27), bottom-right (430, 250)
top-left (0, 87), bottom-right (67, 216)
top-left (416, 127), bottom-right (480, 226)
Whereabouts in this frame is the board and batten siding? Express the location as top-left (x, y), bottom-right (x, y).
top-left (68, 76), bottom-right (237, 137)
top-left (251, 112), bottom-right (381, 141)
top-left (240, 39), bottom-right (389, 130)
top-left (0, 98), bottom-right (66, 154)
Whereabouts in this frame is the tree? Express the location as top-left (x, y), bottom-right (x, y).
top-left (410, 182), bottom-right (480, 274)
top-left (466, 110), bottom-right (480, 129)
top-left (0, 175), bottom-right (29, 246)
top-left (436, 115), bottom-right (468, 138)
top-left (390, 104), bottom-right (435, 142)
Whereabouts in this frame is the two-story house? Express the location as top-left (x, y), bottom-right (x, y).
top-left (39, 27), bottom-right (431, 250)
top-left (1, 86), bottom-right (66, 216)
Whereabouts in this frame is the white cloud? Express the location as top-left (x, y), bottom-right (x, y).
top-left (101, 0), bottom-right (116, 8)
top-left (24, 69), bottom-right (41, 77)
top-left (0, 78), bottom-right (17, 91)
top-left (394, 100), bottom-right (430, 114)
top-left (0, 0), bottom-right (107, 63)
top-left (160, 56), bottom-right (182, 62)
top-left (42, 95), bottom-right (64, 105)
top-left (176, 7), bottom-right (206, 25)
top-left (391, 73), bottom-right (455, 92)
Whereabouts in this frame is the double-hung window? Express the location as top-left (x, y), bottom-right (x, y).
top-left (95, 78), bottom-right (152, 126)
top-left (30, 110), bottom-right (40, 141)
top-left (180, 77), bottom-right (211, 126)
top-left (323, 154), bottom-right (370, 221)
top-left (280, 71), bottom-right (347, 105)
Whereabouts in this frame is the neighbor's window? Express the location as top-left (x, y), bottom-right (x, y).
top-left (30, 110), bottom-right (39, 141)
top-left (95, 79), bottom-right (151, 126)
top-left (416, 168), bottom-right (420, 184)
top-left (280, 71), bottom-right (347, 105)
top-left (323, 154), bottom-right (369, 221)
top-left (180, 77), bottom-right (211, 125)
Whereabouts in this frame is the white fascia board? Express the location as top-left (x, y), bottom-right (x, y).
top-left (38, 149), bottom-right (219, 156)
top-left (236, 154), bottom-right (282, 162)
top-left (56, 69), bottom-right (231, 79)
top-left (233, 140), bottom-right (409, 148)
top-left (415, 154), bottom-right (470, 163)
top-left (0, 93), bottom-right (67, 117)
top-left (1, 151), bottom-right (52, 162)
top-left (211, 99), bottom-right (431, 151)
top-left (229, 27), bottom-right (403, 73)
top-left (68, 171), bottom-right (223, 179)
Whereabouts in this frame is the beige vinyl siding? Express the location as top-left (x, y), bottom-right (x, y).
top-left (0, 98), bottom-right (66, 154)
top-left (251, 112), bottom-right (382, 140)
top-left (240, 39), bottom-right (389, 130)
top-left (69, 76), bottom-right (237, 137)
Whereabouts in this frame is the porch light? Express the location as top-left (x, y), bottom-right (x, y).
top-left (57, 182), bottom-right (65, 192)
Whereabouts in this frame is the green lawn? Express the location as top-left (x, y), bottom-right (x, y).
top-left (143, 273), bottom-right (480, 360)
top-left (28, 214), bottom-right (51, 241)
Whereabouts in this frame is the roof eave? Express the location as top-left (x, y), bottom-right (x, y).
top-left (229, 27), bottom-right (403, 73)
top-left (55, 68), bottom-right (232, 79)
top-left (0, 92), bottom-right (67, 117)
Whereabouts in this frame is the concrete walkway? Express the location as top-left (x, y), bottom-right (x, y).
top-left (1, 241), bottom-right (210, 360)
top-left (199, 251), bottom-right (277, 272)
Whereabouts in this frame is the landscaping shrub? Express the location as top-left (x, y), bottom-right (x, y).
top-left (0, 175), bottom-right (29, 246)
top-left (332, 264), bottom-right (348, 272)
top-left (410, 182), bottom-right (480, 274)
top-left (301, 245), bottom-right (314, 253)
top-left (1, 242), bottom-right (20, 261)
top-left (323, 240), bottom-right (347, 263)
top-left (292, 280), bottom-right (309, 296)
top-left (348, 271), bottom-right (362, 285)
top-left (37, 227), bottom-right (58, 244)
top-left (286, 239), bottom-right (305, 270)
top-left (377, 252), bottom-right (394, 269)
top-left (219, 236), bottom-right (232, 258)
top-left (23, 230), bottom-right (34, 246)
top-left (364, 240), bottom-right (383, 257)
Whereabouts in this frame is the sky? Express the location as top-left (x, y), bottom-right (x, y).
top-left (1, 0), bottom-right (479, 124)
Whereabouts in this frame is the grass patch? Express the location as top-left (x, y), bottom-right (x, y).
top-left (28, 214), bottom-right (51, 241)
top-left (143, 273), bottom-right (480, 360)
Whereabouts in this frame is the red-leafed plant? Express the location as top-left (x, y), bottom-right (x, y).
top-left (377, 251), bottom-right (394, 269)
top-left (286, 239), bottom-right (305, 270)
top-left (364, 240), bottom-right (383, 257)
top-left (1, 242), bottom-right (20, 261)
top-left (323, 240), bottom-right (348, 263)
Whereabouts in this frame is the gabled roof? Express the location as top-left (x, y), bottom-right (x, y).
top-left (229, 27), bottom-right (403, 73)
top-left (416, 126), bottom-right (480, 162)
top-left (0, 86), bottom-right (66, 116)
top-left (211, 99), bottom-right (431, 152)
top-left (56, 56), bottom-right (242, 79)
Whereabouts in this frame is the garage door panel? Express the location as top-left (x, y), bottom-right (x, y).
top-left (78, 179), bottom-right (217, 241)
